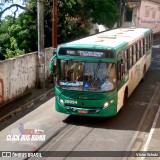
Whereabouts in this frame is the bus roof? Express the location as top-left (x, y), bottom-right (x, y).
top-left (60, 28), bottom-right (152, 50)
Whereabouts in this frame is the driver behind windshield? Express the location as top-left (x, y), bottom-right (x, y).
top-left (101, 63), bottom-right (115, 91)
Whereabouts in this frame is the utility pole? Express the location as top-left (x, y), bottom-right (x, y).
top-left (37, 0), bottom-right (45, 88)
top-left (50, 0), bottom-right (57, 84)
top-left (52, 0), bottom-right (57, 54)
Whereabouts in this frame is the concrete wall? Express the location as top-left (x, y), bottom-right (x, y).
top-left (137, 0), bottom-right (160, 33)
top-left (0, 48), bottom-right (53, 106)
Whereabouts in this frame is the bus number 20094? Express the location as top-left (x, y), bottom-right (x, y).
top-left (65, 100), bottom-right (78, 104)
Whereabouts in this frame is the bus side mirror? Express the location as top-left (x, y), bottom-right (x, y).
top-left (50, 54), bottom-right (57, 74)
top-left (49, 54), bottom-right (57, 83)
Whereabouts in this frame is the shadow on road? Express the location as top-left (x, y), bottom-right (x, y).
top-left (0, 93), bottom-right (54, 131)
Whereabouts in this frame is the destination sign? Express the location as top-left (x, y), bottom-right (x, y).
top-left (58, 48), bottom-right (114, 58)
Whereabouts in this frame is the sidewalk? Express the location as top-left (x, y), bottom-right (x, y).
top-left (0, 82), bottom-right (54, 131)
top-left (0, 82), bottom-right (67, 160)
top-left (142, 106), bottom-right (160, 160)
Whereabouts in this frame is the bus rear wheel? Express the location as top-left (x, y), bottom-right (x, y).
top-left (141, 65), bottom-right (146, 82)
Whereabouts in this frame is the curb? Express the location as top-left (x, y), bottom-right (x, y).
top-left (0, 89), bottom-right (54, 124)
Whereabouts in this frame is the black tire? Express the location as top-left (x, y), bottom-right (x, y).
top-left (120, 88), bottom-right (128, 111)
top-left (141, 65), bottom-right (146, 82)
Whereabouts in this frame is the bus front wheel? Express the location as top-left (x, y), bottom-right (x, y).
top-left (121, 88), bottom-right (128, 111)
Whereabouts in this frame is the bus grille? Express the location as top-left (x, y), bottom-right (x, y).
top-left (61, 91), bottom-right (106, 100)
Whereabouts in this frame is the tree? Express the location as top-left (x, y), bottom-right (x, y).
top-left (0, 0), bottom-right (38, 59)
top-left (0, 0), bottom-right (119, 60)
top-left (0, 0), bottom-right (31, 19)
top-left (57, 0), bottom-right (91, 44)
top-left (5, 37), bottom-right (25, 59)
top-left (56, 0), bottom-right (118, 44)
top-left (83, 0), bottom-right (118, 28)
top-left (0, 12), bottom-right (37, 59)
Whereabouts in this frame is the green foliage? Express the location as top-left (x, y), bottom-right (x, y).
top-left (5, 37), bottom-right (25, 59)
top-left (5, 48), bottom-right (25, 59)
top-left (0, 0), bottom-right (120, 60)
top-left (57, 0), bottom-right (89, 44)
top-left (41, 0), bottom-right (119, 45)
top-left (57, 0), bottom-right (118, 44)
top-left (0, 33), bottom-right (10, 52)
top-left (84, 0), bottom-right (118, 28)
top-left (0, 12), bottom-right (37, 59)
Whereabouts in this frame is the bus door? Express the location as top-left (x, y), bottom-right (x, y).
top-left (117, 51), bottom-right (129, 111)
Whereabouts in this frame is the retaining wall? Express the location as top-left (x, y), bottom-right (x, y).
top-left (0, 48), bottom-right (53, 106)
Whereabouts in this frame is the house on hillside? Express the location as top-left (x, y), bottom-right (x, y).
top-left (122, 0), bottom-right (160, 34)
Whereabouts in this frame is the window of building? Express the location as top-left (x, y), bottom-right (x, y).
top-left (152, 9), bottom-right (156, 19)
top-left (125, 9), bottom-right (133, 22)
top-left (145, 6), bottom-right (150, 17)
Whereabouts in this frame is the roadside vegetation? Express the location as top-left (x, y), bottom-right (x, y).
top-left (0, 0), bottom-right (120, 60)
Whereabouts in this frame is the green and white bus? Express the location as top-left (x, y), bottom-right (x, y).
top-left (50, 27), bottom-right (153, 117)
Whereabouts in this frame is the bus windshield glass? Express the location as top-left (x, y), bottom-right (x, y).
top-left (57, 60), bottom-right (116, 92)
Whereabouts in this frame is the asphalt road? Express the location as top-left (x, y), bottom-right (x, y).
top-left (0, 39), bottom-right (160, 160)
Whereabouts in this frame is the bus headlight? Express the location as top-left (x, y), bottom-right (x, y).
top-left (104, 102), bottom-right (109, 109)
top-left (110, 99), bottom-right (114, 104)
top-left (60, 99), bottom-right (64, 105)
top-left (103, 99), bottom-right (114, 109)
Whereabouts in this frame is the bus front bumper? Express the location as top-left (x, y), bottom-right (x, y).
top-left (55, 101), bottom-right (117, 117)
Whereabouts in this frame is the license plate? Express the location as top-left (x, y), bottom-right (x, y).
top-left (77, 110), bottom-right (88, 114)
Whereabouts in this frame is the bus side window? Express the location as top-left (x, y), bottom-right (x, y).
top-left (148, 35), bottom-right (150, 51)
top-left (136, 42), bottom-right (139, 61)
top-left (123, 50), bottom-right (128, 72)
top-left (143, 37), bottom-right (147, 54)
top-left (127, 49), bottom-right (130, 69)
top-left (132, 45), bottom-right (136, 65)
top-left (117, 53), bottom-right (121, 81)
top-left (149, 33), bottom-right (152, 50)
top-left (117, 61), bottom-right (121, 82)
top-left (146, 36), bottom-right (149, 51)
top-left (149, 34), bottom-right (151, 49)
top-left (143, 38), bottom-right (145, 55)
top-left (129, 47), bottom-right (133, 67)
top-left (139, 41), bottom-right (142, 58)
top-left (150, 33), bottom-right (153, 48)
top-left (141, 39), bottom-right (143, 56)
top-left (117, 52), bottom-right (125, 82)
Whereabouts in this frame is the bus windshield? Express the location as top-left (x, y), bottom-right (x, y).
top-left (57, 60), bottom-right (116, 92)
